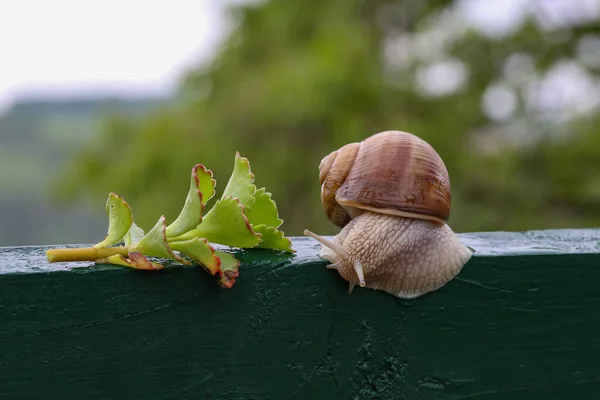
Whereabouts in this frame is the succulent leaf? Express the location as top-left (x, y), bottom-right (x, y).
top-left (221, 152), bottom-right (256, 208)
top-left (96, 252), bottom-right (164, 270)
top-left (196, 164), bottom-right (217, 205)
top-left (170, 238), bottom-right (221, 275)
top-left (252, 224), bottom-right (295, 252)
top-left (215, 251), bottom-right (240, 288)
top-left (124, 223), bottom-right (145, 247)
top-left (244, 187), bottom-right (283, 228)
top-left (166, 164), bottom-right (216, 238)
top-left (94, 192), bottom-right (133, 248)
top-left (134, 216), bottom-right (191, 265)
top-left (172, 196), bottom-right (261, 248)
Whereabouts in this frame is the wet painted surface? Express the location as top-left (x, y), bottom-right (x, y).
top-left (3, 229), bottom-right (600, 275)
top-left (1, 230), bottom-right (600, 399)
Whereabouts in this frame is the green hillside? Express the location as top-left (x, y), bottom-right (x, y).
top-left (0, 97), bottom-right (167, 246)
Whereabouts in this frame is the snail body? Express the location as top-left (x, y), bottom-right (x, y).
top-left (304, 130), bottom-right (472, 299)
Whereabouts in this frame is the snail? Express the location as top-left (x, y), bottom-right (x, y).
top-left (304, 130), bottom-right (473, 299)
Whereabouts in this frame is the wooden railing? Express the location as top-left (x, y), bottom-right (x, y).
top-left (1, 229), bottom-right (600, 399)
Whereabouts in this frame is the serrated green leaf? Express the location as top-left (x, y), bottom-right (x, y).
top-left (245, 187), bottom-right (283, 228)
top-left (215, 251), bottom-right (240, 288)
top-left (221, 152), bottom-right (256, 208)
top-left (252, 224), bottom-right (295, 252)
top-left (196, 164), bottom-right (217, 205)
top-left (124, 223), bottom-right (145, 247)
top-left (166, 164), bottom-right (216, 238)
top-left (170, 238), bottom-right (221, 275)
top-left (134, 216), bottom-right (190, 264)
top-left (171, 197), bottom-right (261, 248)
top-left (95, 192), bottom-right (133, 248)
top-left (96, 252), bottom-right (163, 270)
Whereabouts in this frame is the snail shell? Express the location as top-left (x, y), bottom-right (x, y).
top-left (319, 130), bottom-right (451, 228)
top-left (305, 130), bottom-right (472, 299)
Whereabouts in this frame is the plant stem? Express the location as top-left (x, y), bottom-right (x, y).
top-left (46, 246), bottom-right (129, 263)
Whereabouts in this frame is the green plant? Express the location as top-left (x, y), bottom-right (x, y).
top-left (46, 153), bottom-right (294, 288)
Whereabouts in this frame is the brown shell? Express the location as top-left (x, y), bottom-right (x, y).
top-left (319, 130), bottom-right (451, 227)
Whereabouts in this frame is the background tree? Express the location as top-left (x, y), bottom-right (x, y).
top-left (54, 0), bottom-right (600, 237)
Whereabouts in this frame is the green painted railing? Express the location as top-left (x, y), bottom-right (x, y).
top-left (1, 229), bottom-right (600, 399)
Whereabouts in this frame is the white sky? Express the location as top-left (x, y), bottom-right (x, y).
top-left (0, 0), bottom-right (227, 111)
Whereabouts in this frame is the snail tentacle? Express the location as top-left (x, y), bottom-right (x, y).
top-left (348, 282), bottom-right (355, 294)
top-left (304, 229), bottom-right (366, 287)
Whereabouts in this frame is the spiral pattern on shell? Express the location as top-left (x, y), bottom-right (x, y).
top-left (319, 130), bottom-right (452, 227)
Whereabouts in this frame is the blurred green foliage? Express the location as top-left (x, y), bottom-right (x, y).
top-left (55, 0), bottom-right (600, 236)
